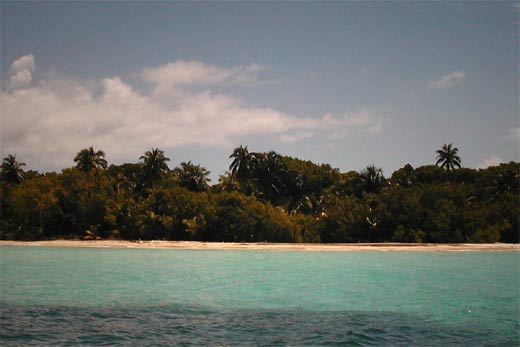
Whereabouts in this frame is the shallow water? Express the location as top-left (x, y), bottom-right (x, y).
top-left (1, 247), bottom-right (518, 346)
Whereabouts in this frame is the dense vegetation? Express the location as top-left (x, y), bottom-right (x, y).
top-left (1, 145), bottom-right (518, 243)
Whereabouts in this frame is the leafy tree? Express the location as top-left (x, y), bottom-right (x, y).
top-left (107, 163), bottom-right (143, 193)
top-left (138, 183), bottom-right (210, 240)
top-left (205, 192), bottom-right (297, 242)
top-left (9, 174), bottom-right (64, 239)
top-left (1, 154), bottom-right (26, 185)
top-left (1, 143), bottom-right (519, 244)
top-left (359, 165), bottom-right (386, 194)
top-left (74, 147), bottom-right (108, 172)
top-left (318, 194), bottom-right (369, 242)
top-left (435, 143), bottom-right (461, 172)
top-left (249, 151), bottom-right (287, 200)
top-left (390, 164), bottom-right (415, 187)
top-left (281, 156), bottom-right (340, 211)
top-left (285, 173), bottom-right (307, 214)
top-left (414, 165), bottom-right (446, 185)
top-left (483, 162), bottom-right (519, 197)
top-left (229, 145), bottom-right (252, 180)
top-left (139, 148), bottom-right (170, 188)
top-left (335, 171), bottom-right (364, 197)
top-left (173, 161), bottom-right (211, 192)
top-left (60, 168), bottom-right (120, 237)
top-left (214, 172), bottom-right (240, 193)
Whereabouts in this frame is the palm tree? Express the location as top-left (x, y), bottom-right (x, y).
top-left (139, 148), bottom-right (170, 184)
top-left (250, 151), bottom-right (286, 199)
top-left (74, 147), bottom-right (108, 172)
top-left (360, 165), bottom-right (386, 194)
top-left (173, 161), bottom-right (211, 192)
top-left (1, 154), bottom-right (25, 184)
top-left (229, 145), bottom-right (252, 180)
top-left (436, 143), bottom-right (461, 172)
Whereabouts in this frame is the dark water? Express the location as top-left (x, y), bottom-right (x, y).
top-left (2, 305), bottom-right (516, 346)
top-left (1, 247), bottom-right (519, 346)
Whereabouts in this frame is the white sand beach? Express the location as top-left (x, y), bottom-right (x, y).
top-left (1, 240), bottom-right (518, 251)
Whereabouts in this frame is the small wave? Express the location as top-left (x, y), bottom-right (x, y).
top-left (1, 305), bottom-right (517, 346)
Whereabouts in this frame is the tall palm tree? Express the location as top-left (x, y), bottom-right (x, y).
top-left (436, 143), bottom-right (461, 172)
top-left (1, 154), bottom-right (25, 184)
top-left (250, 151), bottom-right (286, 199)
top-left (229, 145), bottom-right (252, 180)
top-left (139, 148), bottom-right (170, 184)
top-left (173, 161), bottom-right (211, 192)
top-left (74, 147), bottom-right (108, 172)
top-left (360, 165), bottom-right (386, 194)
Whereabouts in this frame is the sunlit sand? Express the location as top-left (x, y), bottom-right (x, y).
top-left (1, 240), bottom-right (518, 251)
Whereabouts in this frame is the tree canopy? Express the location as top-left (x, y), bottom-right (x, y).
top-left (1, 144), bottom-right (518, 243)
top-left (1, 154), bottom-right (26, 185)
top-left (139, 148), bottom-right (170, 189)
top-left (74, 147), bottom-right (108, 172)
top-left (436, 143), bottom-right (462, 172)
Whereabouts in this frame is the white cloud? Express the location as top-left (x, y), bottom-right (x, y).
top-left (6, 54), bottom-right (36, 90)
top-left (7, 70), bottom-right (33, 89)
top-left (429, 71), bottom-right (466, 90)
top-left (322, 110), bottom-right (384, 139)
top-left (478, 156), bottom-right (504, 169)
top-left (1, 55), bottom-right (383, 171)
top-left (10, 54), bottom-right (35, 74)
top-left (141, 60), bottom-right (264, 90)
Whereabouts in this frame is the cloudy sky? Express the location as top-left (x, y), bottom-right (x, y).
top-left (1, 2), bottom-right (518, 181)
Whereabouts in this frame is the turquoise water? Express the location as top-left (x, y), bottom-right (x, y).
top-left (1, 247), bottom-right (519, 346)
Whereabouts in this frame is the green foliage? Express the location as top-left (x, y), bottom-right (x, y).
top-left (214, 172), bottom-right (241, 193)
top-left (204, 192), bottom-right (297, 242)
top-left (227, 148), bottom-right (289, 201)
top-left (139, 148), bottom-right (170, 190)
top-left (1, 154), bottom-right (26, 185)
top-left (74, 147), bottom-right (108, 172)
top-left (435, 143), bottom-right (462, 172)
top-left (6, 173), bottom-right (64, 239)
top-left (390, 164), bottom-right (415, 187)
top-left (107, 163), bottom-right (143, 192)
top-left (414, 165), bottom-right (446, 185)
top-left (229, 145), bottom-right (252, 180)
top-left (281, 156), bottom-right (340, 195)
top-left (318, 194), bottom-right (371, 242)
top-left (249, 151), bottom-right (287, 201)
top-left (359, 165), bottom-right (387, 194)
top-left (281, 156), bottom-right (340, 213)
top-left (173, 161), bottom-right (211, 192)
top-left (1, 145), bottom-right (518, 243)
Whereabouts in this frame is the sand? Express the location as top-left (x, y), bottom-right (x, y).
top-left (0, 240), bottom-right (519, 251)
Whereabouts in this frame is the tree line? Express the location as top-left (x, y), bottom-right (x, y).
top-left (1, 144), bottom-right (518, 243)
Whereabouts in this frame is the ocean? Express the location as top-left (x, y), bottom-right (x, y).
top-left (1, 246), bottom-right (518, 346)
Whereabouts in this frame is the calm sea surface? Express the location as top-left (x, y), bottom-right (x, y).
top-left (0, 246), bottom-right (518, 346)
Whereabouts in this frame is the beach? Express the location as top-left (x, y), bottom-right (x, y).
top-left (1, 240), bottom-right (518, 251)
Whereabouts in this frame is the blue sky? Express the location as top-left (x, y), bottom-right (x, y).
top-left (1, 1), bottom-right (518, 181)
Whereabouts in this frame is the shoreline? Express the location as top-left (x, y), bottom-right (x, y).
top-left (1, 240), bottom-right (519, 251)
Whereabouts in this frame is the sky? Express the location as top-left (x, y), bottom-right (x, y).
top-left (1, 1), bottom-right (519, 182)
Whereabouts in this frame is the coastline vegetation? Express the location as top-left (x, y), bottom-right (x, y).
top-left (1, 145), bottom-right (518, 243)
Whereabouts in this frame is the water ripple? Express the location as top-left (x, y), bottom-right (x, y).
top-left (1, 305), bottom-right (517, 346)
